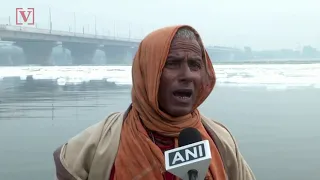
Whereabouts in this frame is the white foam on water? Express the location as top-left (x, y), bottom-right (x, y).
top-left (0, 63), bottom-right (319, 90)
top-left (214, 63), bottom-right (320, 90)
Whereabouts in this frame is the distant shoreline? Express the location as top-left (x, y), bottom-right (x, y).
top-left (0, 60), bottom-right (320, 67)
top-left (214, 59), bottom-right (320, 65)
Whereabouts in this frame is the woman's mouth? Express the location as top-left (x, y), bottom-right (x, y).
top-left (172, 89), bottom-right (193, 101)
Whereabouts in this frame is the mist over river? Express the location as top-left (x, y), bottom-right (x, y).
top-left (0, 63), bottom-right (319, 180)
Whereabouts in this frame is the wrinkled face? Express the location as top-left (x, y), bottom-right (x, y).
top-left (158, 37), bottom-right (203, 117)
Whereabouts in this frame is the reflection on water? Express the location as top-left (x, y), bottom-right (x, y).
top-left (0, 83), bottom-right (131, 120)
top-left (0, 82), bottom-right (132, 180)
top-left (0, 71), bottom-right (320, 180)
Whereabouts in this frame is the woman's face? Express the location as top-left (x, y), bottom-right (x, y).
top-left (158, 37), bottom-right (203, 117)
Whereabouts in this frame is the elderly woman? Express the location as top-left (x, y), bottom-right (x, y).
top-left (53, 25), bottom-right (255, 180)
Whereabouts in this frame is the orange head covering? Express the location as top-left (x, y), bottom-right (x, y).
top-left (114, 25), bottom-right (226, 180)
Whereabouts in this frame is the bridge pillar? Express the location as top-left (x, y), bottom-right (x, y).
top-left (0, 53), bottom-right (12, 65)
top-left (15, 41), bottom-right (55, 65)
top-left (103, 45), bottom-right (135, 64)
top-left (63, 43), bottom-right (97, 65)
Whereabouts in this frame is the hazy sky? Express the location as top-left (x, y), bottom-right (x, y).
top-left (1, 0), bottom-right (319, 50)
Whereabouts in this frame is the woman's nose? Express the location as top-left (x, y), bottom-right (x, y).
top-left (178, 62), bottom-right (193, 83)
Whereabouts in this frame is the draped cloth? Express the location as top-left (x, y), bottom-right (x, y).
top-left (113, 25), bottom-right (227, 180)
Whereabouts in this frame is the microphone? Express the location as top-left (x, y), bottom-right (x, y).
top-left (164, 127), bottom-right (212, 180)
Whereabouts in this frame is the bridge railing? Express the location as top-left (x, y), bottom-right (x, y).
top-left (0, 24), bottom-right (243, 52)
top-left (0, 24), bottom-right (142, 43)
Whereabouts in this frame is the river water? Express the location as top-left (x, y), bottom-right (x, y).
top-left (0, 63), bottom-right (320, 180)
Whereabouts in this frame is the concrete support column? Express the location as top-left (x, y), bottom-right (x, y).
top-left (103, 45), bottom-right (130, 64)
top-left (63, 42), bottom-right (97, 65)
top-left (15, 41), bottom-right (55, 65)
top-left (0, 53), bottom-right (12, 65)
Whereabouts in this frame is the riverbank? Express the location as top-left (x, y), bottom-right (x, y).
top-left (214, 59), bottom-right (320, 64)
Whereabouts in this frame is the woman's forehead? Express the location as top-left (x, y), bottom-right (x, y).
top-left (169, 38), bottom-right (201, 51)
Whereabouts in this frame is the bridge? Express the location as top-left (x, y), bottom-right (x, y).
top-left (0, 25), bottom-right (141, 65)
top-left (0, 24), bottom-right (242, 65)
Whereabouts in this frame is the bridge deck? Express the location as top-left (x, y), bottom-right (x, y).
top-left (0, 24), bottom-right (242, 52)
top-left (0, 25), bottom-right (140, 46)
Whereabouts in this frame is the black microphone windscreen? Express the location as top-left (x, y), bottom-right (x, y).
top-left (178, 127), bottom-right (202, 147)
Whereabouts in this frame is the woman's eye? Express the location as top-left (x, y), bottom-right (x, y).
top-left (165, 61), bottom-right (180, 68)
top-left (189, 61), bottom-right (202, 70)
